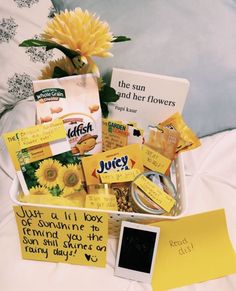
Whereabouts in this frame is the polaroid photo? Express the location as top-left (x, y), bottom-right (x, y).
top-left (114, 221), bottom-right (160, 283)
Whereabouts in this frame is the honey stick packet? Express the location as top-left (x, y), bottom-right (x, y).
top-left (159, 112), bottom-right (201, 153)
top-left (146, 125), bottom-right (180, 161)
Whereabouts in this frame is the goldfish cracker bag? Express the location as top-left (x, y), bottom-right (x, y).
top-left (33, 74), bottom-right (102, 156)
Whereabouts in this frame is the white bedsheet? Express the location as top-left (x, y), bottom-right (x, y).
top-left (0, 100), bottom-right (235, 291)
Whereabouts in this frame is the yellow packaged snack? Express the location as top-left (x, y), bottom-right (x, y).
top-left (146, 125), bottom-right (180, 160)
top-left (33, 74), bottom-right (102, 156)
top-left (81, 144), bottom-right (144, 185)
top-left (4, 120), bottom-right (87, 208)
top-left (159, 112), bottom-right (201, 153)
top-left (102, 119), bottom-right (129, 151)
top-left (102, 118), bottom-right (144, 151)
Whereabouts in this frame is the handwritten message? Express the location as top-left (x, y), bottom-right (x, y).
top-left (3, 120), bottom-right (68, 172)
top-left (152, 209), bottom-right (236, 291)
top-left (169, 238), bottom-right (194, 256)
top-left (13, 206), bottom-right (108, 267)
top-left (19, 119), bottom-right (66, 149)
top-left (85, 194), bottom-right (118, 211)
top-left (142, 145), bottom-right (171, 174)
top-left (100, 169), bottom-right (140, 184)
top-left (134, 175), bottom-right (176, 212)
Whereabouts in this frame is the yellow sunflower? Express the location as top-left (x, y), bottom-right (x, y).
top-left (41, 8), bottom-right (114, 74)
top-left (35, 158), bottom-right (62, 188)
top-left (19, 186), bottom-right (52, 204)
top-left (57, 164), bottom-right (81, 196)
top-left (38, 57), bottom-right (104, 89)
top-left (29, 185), bottom-right (51, 196)
top-left (38, 57), bottom-right (77, 80)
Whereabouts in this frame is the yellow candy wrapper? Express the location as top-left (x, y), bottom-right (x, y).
top-left (160, 112), bottom-right (201, 153)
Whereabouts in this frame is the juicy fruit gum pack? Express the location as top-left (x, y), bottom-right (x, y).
top-left (82, 144), bottom-right (144, 185)
top-left (33, 74), bottom-right (102, 156)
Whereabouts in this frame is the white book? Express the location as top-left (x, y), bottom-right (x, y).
top-left (109, 68), bottom-right (190, 137)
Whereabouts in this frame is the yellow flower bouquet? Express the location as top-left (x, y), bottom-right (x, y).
top-left (19, 7), bottom-right (130, 117)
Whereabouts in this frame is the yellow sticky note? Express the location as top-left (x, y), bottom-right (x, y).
top-left (19, 119), bottom-right (66, 149)
top-left (152, 209), bottom-right (236, 291)
top-left (85, 194), bottom-right (118, 211)
top-left (13, 205), bottom-right (108, 267)
top-left (134, 175), bottom-right (176, 212)
top-left (100, 169), bottom-right (140, 184)
top-left (142, 145), bottom-right (171, 174)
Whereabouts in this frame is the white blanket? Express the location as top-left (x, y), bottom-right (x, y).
top-left (0, 100), bottom-right (235, 291)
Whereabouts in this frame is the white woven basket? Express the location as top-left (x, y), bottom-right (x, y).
top-left (9, 154), bottom-right (187, 237)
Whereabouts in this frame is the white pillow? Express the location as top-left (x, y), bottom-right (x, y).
top-left (0, 0), bottom-right (56, 116)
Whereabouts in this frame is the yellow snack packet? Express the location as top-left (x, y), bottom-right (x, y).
top-left (159, 112), bottom-right (201, 153)
top-left (102, 118), bottom-right (129, 151)
top-left (102, 118), bottom-right (144, 151)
